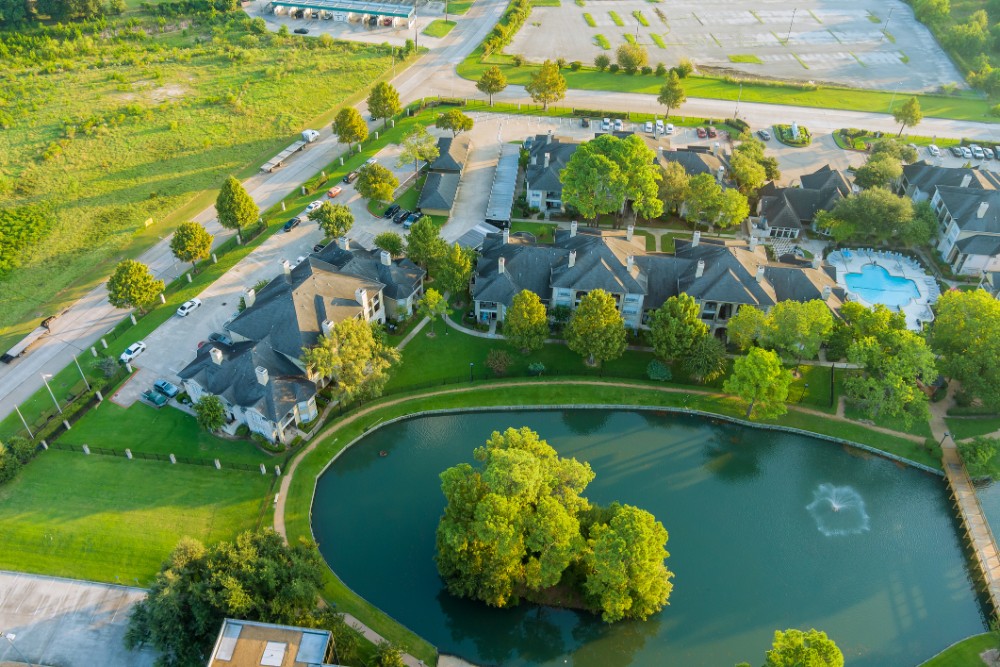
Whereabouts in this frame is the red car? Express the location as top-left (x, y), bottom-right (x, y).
top-left (707, 126), bottom-right (718, 138)
top-left (697, 127), bottom-right (708, 138)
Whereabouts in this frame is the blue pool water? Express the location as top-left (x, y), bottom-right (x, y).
top-left (844, 264), bottom-right (920, 307)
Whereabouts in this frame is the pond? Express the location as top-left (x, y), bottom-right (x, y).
top-left (312, 410), bottom-right (987, 666)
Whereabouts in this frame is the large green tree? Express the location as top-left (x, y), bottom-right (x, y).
top-left (332, 107), bottom-right (368, 147)
top-left (215, 175), bottom-right (258, 233)
top-left (309, 202), bottom-right (354, 239)
top-left (648, 294), bottom-right (708, 361)
top-left (822, 187), bottom-right (914, 243)
top-left (374, 231), bottom-right (405, 257)
top-left (194, 395), bottom-right (225, 432)
top-left (418, 288), bottom-right (451, 335)
top-left (716, 188), bottom-right (750, 229)
top-left (526, 60), bottom-right (567, 110)
top-left (302, 319), bottom-right (399, 401)
top-left (723, 347), bottom-right (792, 419)
top-left (845, 327), bottom-right (936, 426)
top-left (893, 96), bottom-right (923, 136)
top-left (682, 173), bottom-right (723, 227)
top-left (659, 161), bottom-right (690, 214)
top-left (682, 335), bottom-right (727, 383)
top-left (853, 153), bottom-right (903, 190)
top-left (169, 222), bottom-right (213, 269)
top-left (367, 81), bottom-right (401, 127)
top-left (565, 289), bottom-right (627, 366)
top-left (932, 289), bottom-right (1000, 410)
top-left (730, 152), bottom-right (767, 195)
top-left (766, 300), bottom-right (834, 362)
top-left (397, 126), bottom-right (439, 174)
top-left (405, 217), bottom-right (448, 271)
top-left (476, 65), bottom-right (508, 105)
top-left (616, 43), bottom-right (648, 73)
top-left (435, 109), bottom-right (474, 137)
top-left (355, 163), bottom-right (398, 203)
top-left (764, 628), bottom-right (844, 667)
top-left (505, 289), bottom-right (549, 352)
top-left (726, 305), bottom-right (769, 351)
top-left (657, 70), bottom-right (686, 118)
top-left (125, 530), bottom-right (324, 667)
top-left (733, 138), bottom-right (780, 181)
top-left (106, 259), bottom-right (164, 313)
top-left (436, 242), bottom-right (475, 295)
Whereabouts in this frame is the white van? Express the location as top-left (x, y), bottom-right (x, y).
top-left (655, 119), bottom-right (665, 134)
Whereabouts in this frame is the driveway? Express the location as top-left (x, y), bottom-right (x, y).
top-left (0, 571), bottom-right (157, 667)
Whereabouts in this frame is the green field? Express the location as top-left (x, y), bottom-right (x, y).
top-left (946, 416), bottom-right (1000, 441)
top-left (918, 633), bottom-right (996, 666)
top-left (0, 451), bottom-right (272, 583)
top-left (0, 13), bottom-right (395, 351)
top-left (446, 0), bottom-right (475, 14)
top-left (422, 19), bottom-right (456, 37)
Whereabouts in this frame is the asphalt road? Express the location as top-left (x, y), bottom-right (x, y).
top-left (2, 0), bottom-right (998, 424)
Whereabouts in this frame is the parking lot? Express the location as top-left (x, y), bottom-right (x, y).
top-left (0, 571), bottom-right (156, 667)
top-left (509, 0), bottom-right (964, 91)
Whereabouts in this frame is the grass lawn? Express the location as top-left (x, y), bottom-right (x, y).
top-left (919, 633), bottom-right (996, 666)
top-left (843, 403), bottom-right (933, 439)
top-left (61, 402), bottom-right (272, 465)
top-left (729, 54), bottom-right (763, 64)
top-left (422, 19), bottom-right (456, 37)
top-left (0, 451), bottom-right (272, 584)
top-left (457, 52), bottom-right (995, 122)
top-left (446, 0), bottom-right (475, 14)
top-left (946, 416), bottom-right (1000, 441)
top-left (634, 229), bottom-right (657, 251)
top-left (0, 13), bottom-right (398, 352)
top-left (510, 220), bottom-right (557, 243)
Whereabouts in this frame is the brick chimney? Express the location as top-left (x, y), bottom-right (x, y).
top-left (692, 231), bottom-right (701, 247)
top-left (756, 265), bottom-right (766, 283)
top-left (281, 259), bottom-right (291, 276)
top-left (570, 221), bottom-right (578, 238)
top-left (961, 173), bottom-right (973, 188)
top-left (695, 259), bottom-right (705, 278)
top-left (748, 237), bottom-right (758, 251)
top-left (243, 287), bottom-right (256, 308)
top-left (543, 153), bottom-right (550, 168)
top-left (626, 225), bottom-right (634, 241)
top-left (210, 347), bottom-right (223, 365)
top-left (498, 257), bottom-right (505, 274)
top-left (254, 366), bottom-right (269, 386)
top-left (568, 250), bottom-right (576, 268)
top-left (822, 285), bottom-right (832, 300)
top-left (338, 236), bottom-right (350, 250)
top-left (380, 250), bottom-right (392, 266)
top-left (502, 228), bottom-right (510, 244)
top-left (812, 253), bottom-right (822, 270)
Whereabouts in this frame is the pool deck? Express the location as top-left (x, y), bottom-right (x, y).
top-left (827, 249), bottom-right (939, 330)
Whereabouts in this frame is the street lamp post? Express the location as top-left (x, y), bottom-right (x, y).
top-left (40, 373), bottom-right (62, 415)
top-left (734, 83), bottom-right (743, 120)
top-left (14, 405), bottom-right (33, 439)
top-left (881, 7), bottom-right (894, 42)
top-left (469, 362), bottom-right (474, 382)
top-left (73, 355), bottom-right (90, 392)
top-left (1, 632), bottom-right (36, 667)
top-left (786, 7), bottom-right (797, 43)
top-left (939, 431), bottom-right (951, 446)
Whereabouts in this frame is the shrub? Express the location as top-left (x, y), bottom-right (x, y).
top-left (236, 424), bottom-right (250, 438)
top-left (583, 12), bottom-right (596, 26)
top-left (991, 103), bottom-right (1000, 118)
top-left (512, 54), bottom-right (524, 66)
top-left (556, 57), bottom-right (567, 69)
top-left (594, 54), bottom-right (611, 70)
top-left (655, 62), bottom-right (667, 76)
top-left (570, 60), bottom-right (582, 71)
top-left (93, 355), bottom-right (120, 378)
top-left (528, 362), bottom-right (546, 376)
top-left (609, 63), bottom-right (620, 73)
top-left (674, 58), bottom-right (693, 78)
top-left (958, 437), bottom-right (1000, 480)
top-left (486, 349), bottom-right (513, 376)
top-left (647, 360), bottom-right (672, 381)
top-left (726, 117), bottom-right (750, 133)
top-left (641, 66), bottom-right (653, 75)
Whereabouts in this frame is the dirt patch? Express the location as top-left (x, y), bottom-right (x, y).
top-left (982, 648), bottom-right (1000, 666)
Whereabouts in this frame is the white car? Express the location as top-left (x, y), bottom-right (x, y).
top-left (176, 298), bottom-right (202, 317)
top-left (644, 121), bottom-right (654, 133)
top-left (304, 199), bottom-right (324, 213)
top-left (986, 147), bottom-right (995, 160)
top-left (655, 119), bottom-right (665, 134)
top-left (665, 123), bottom-right (675, 135)
top-left (613, 118), bottom-right (624, 131)
top-left (927, 144), bottom-right (941, 157)
top-left (120, 341), bottom-right (147, 364)
top-left (972, 145), bottom-right (985, 159)
top-left (601, 117), bottom-right (611, 131)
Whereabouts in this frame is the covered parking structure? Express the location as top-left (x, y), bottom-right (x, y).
top-left (268, 0), bottom-right (414, 26)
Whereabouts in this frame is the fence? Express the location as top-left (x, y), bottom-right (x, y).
top-left (46, 441), bottom-right (276, 474)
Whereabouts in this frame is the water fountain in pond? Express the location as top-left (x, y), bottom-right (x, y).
top-left (806, 484), bottom-right (871, 537)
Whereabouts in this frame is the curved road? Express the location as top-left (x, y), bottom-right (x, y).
top-left (0, 0), bottom-right (996, 422)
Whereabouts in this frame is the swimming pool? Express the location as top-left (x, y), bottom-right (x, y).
top-left (845, 264), bottom-right (921, 307)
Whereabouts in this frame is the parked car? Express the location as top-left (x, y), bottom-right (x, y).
top-left (176, 298), bottom-right (202, 317)
top-left (120, 341), bottom-right (147, 364)
top-left (393, 209), bottom-right (411, 224)
top-left (153, 379), bottom-right (180, 398)
top-left (305, 199), bottom-right (324, 213)
top-left (601, 118), bottom-right (611, 131)
top-left (208, 332), bottom-right (233, 347)
top-left (986, 147), bottom-right (996, 160)
top-left (141, 389), bottom-right (168, 407)
top-left (757, 129), bottom-right (772, 141)
top-left (613, 118), bottom-right (624, 131)
top-left (313, 242), bottom-right (327, 253)
top-left (363, 157), bottom-right (377, 168)
top-left (665, 123), bottom-right (675, 135)
top-left (655, 119), bottom-right (664, 134)
top-left (697, 127), bottom-right (708, 138)
top-left (707, 126), bottom-right (718, 138)
top-left (644, 121), bottom-right (654, 133)
top-left (384, 204), bottom-right (401, 219)
top-left (283, 216), bottom-right (302, 232)
top-left (326, 186), bottom-right (343, 198)
top-left (293, 27), bottom-right (309, 34)
top-left (342, 171), bottom-right (359, 184)
top-left (581, 117), bottom-right (591, 128)
top-left (951, 146), bottom-right (964, 157)
top-left (928, 144), bottom-right (941, 157)
top-left (972, 145), bottom-right (985, 159)
top-left (403, 212), bottom-right (424, 229)
top-left (961, 146), bottom-right (973, 159)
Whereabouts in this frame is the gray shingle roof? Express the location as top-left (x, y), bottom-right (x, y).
top-left (430, 135), bottom-right (471, 173)
top-left (799, 165), bottom-right (852, 195)
top-left (525, 134), bottom-right (580, 195)
top-left (956, 234), bottom-right (1000, 256)
top-left (757, 165), bottom-right (850, 230)
top-left (936, 187), bottom-right (1000, 233)
top-left (902, 162), bottom-right (1000, 194)
top-left (658, 146), bottom-right (728, 178)
top-left (312, 245), bottom-right (424, 300)
top-left (419, 172), bottom-right (460, 212)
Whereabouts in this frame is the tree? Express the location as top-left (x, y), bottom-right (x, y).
top-left (583, 504), bottom-right (673, 623)
top-left (106, 259), bottom-right (164, 314)
top-left (616, 43), bottom-right (648, 73)
top-left (526, 60), bottom-right (567, 110)
top-left (825, 188), bottom-right (914, 243)
top-left (436, 243), bottom-right (474, 296)
top-left (726, 305), bottom-right (769, 351)
top-left (193, 395), bottom-right (225, 432)
top-left (594, 53), bottom-right (611, 71)
top-left (355, 163), bottom-right (398, 203)
top-left (435, 109), bottom-right (474, 137)
top-left (405, 217), bottom-right (448, 271)
top-left (302, 319), bottom-right (399, 401)
top-left (766, 300), bottom-right (834, 362)
top-left (845, 328), bottom-right (936, 426)
top-left (565, 289), bottom-right (627, 366)
top-left (733, 138), bottom-right (780, 181)
top-left (476, 65), bottom-right (508, 105)
top-left (723, 347), bottom-right (792, 419)
top-left (682, 335), bottom-right (727, 383)
top-left (870, 136), bottom-right (918, 163)
top-left (308, 202), bottom-right (354, 239)
top-left (648, 294), bottom-right (708, 361)
top-left (485, 348), bottom-right (513, 376)
top-left (374, 641), bottom-right (406, 667)
top-left (610, 133), bottom-right (664, 221)
top-left (367, 81), bottom-right (401, 127)
top-left (397, 126), bottom-right (439, 174)
top-left (332, 107), bottom-right (368, 148)
top-left (716, 188), bottom-right (750, 229)
top-left (215, 175), bottom-right (259, 233)
top-left (659, 161), bottom-right (690, 214)
top-left (932, 289), bottom-right (1000, 411)
top-left (374, 231), bottom-right (404, 257)
top-left (505, 289), bottom-right (549, 352)
top-left (853, 154), bottom-right (903, 190)
top-left (958, 437), bottom-right (1000, 480)
top-left (682, 173), bottom-right (723, 227)
top-left (764, 628), bottom-right (844, 667)
top-left (169, 222), bottom-right (213, 269)
top-left (657, 70), bottom-right (686, 118)
top-left (125, 530), bottom-right (324, 666)
top-left (418, 288), bottom-right (451, 335)
top-left (730, 151), bottom-right (767, 194)
top-left (893, 96), bottom-right (923, 136)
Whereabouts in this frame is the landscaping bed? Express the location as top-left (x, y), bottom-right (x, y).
top-left (774, 123), bottom-right (811, 147)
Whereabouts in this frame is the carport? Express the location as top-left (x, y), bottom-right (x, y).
top-left (268, 0), bottom-right (414, 26)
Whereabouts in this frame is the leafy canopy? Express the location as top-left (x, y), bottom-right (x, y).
top-left (648, 293), bottom-right (708, 361)
top-left (526, 60), bottom-right (567, 110)
top-left (374, 231), bottom-right (404, 257)
top-left (932, 289), bottom-right (1000, 411)
top-left (405, 217), bottom-right (448, 271)
top-left (194, 395), bottom-right (225, 432)
top-left (106, 259), bottom-right (164, 313)
top-left (367, 81), bottom-right (401, 123)
top-left (657, 70), bottom-right (686, 116)
top-left (169, 222), bottom-right (213, 267)
top-left (505, 289), bottom-right (549, 352)
top-left (215, 175), bottom-right (258, 231)
top-left (476, 65), bottom-right (508, 104)
top-left (435, 109), bottom-right (474, 136)
top-left (397, 126), bottom-right (439, 172)
top-left (355, 163), bottom-right (398, 203)
top-left (302, 319), bottom-right (399, 401)
top-left (309, 202), bottom-right (354, 239)
top-left (723, 347), bottom-right (792, 419)
top-left (332, 107), bottom-right (368, 146)
top-left (565, 289), bottom-right (627, 365)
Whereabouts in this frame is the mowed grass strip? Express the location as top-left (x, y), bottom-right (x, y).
top-left (446, 0), bottom-right (475, 14)
top-left (583, 11), bottom-right (596, 26)
top-left (422, 19), bottom-right (456, 37)
top-left (729, 54), bottom-right (763, 64)
top-left (651, 33), bottom-right (667, 48)
top-left (632, 10), bottom-right (649, 25)
top-left (609, 10), bottom-right (624, 25)
top-left (595, 33), bottom-right (611, 49)
top-left (0, 451), bottom-right (272, 583)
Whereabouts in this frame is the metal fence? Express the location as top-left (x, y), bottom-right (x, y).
top-left (46, 441), bottom-right (273, 474)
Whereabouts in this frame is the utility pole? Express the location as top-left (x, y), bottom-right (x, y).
top-left (786, 7), bottom-right (797, 43)
top-left (881, 7), bottom-right (894, 42)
